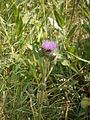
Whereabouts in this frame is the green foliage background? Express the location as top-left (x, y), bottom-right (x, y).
top-left (0, 0), bottom-right (90, 120)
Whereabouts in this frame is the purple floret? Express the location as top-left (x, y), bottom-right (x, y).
top-left (41, 40), bottom-right (57, 51)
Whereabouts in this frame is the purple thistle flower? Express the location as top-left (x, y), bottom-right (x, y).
top-left (41, 40), bottom-right (57, 52)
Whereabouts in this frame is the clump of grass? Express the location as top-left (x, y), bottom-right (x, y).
top-left (0, 0), bottom-right (90, 120)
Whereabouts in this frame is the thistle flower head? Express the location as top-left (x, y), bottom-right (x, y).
top-left (41, 40), bottom-right (57, 52)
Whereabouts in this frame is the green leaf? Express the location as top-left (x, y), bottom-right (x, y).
top-left (81, 97), bottom-right (89, 109)
top-left (62, 60), bottom-right (69, 66)
top-left (54, 10), bottom-right (64, 29)
top-left (67, 25), bottom-right (77, 39)
top-left (82, 23), bottom-right (90, 34)
top-left (68, 51), bottom-right (90, 64)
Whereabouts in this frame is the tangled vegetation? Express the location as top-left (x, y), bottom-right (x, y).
top-left (0, 0), bottom-right (90, 120)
